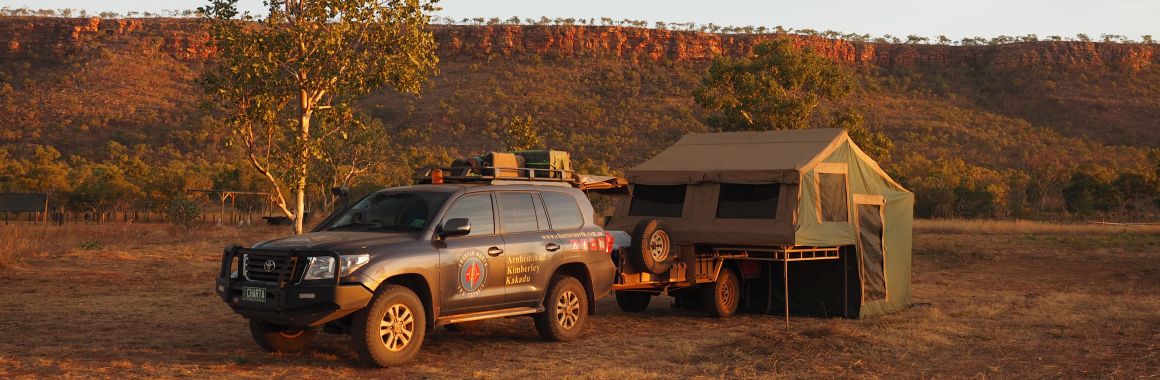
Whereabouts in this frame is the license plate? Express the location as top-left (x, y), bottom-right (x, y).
top-left (242, 286), bottom-right (267, 302)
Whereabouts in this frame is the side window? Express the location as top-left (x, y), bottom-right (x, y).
top-left (716, 183), bottom-right (779, 219)
top-left (497, 193), bottom-right (541, 233)
top-left (442, 193), bottom-right (495, 236)
top-left (541, 191), bottom-right (584, 230)
top-left (628, 184), bottom-right (686, 217)
top-left (818, 173), bottom-right (849, 222)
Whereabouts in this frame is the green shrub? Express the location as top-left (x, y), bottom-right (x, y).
top-left (77, 239), bottom-right (102, 250)
top-left (167, 197), bottom-right (201, 229)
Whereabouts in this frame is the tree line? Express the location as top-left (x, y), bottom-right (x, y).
top-left (3, 9), bottom-right (1155, 46)
top-left (891, 154), bottom-right (1160, 220)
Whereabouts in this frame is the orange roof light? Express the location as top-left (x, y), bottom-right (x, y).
top-left (431, 169), bottom-right (444, 184)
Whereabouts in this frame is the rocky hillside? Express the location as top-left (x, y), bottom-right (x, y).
top-left (8, 17), bottom-right (1158, 69)
top-left (2, 17), bottom-right (1158, 217)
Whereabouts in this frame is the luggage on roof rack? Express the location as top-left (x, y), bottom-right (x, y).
top-left (412, 150), bottom-right (627, 193)
top-left (514, 150), bottom-right (571, 179)
top-left (482, 152), bottom-right (525, 178)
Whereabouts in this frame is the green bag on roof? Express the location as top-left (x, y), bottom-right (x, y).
top-left (516, 150), bottom-right (571, 178)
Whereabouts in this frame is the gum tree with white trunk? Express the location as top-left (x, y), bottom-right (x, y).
top-left (200, 0), bottom-right (439, 234)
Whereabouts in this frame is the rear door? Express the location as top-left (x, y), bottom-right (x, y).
top-left (520, 190), bottom-right (594, 303)
top-left (438, 192), bottom-right (508, 314)
top-left (495, 191), bottom-right (553, 305)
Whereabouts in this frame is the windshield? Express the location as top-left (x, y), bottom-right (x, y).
top-left (326, 191), bottom-right (450, 232)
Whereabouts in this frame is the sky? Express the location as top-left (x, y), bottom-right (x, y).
top-left (1, 0), bottom-right (1156, 40)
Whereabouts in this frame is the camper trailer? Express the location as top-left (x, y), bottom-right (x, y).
top-left (605, 128), bottom-right (914, 322)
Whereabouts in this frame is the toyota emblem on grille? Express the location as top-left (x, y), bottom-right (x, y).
top-left (264, 260), bottom-right (277, 272)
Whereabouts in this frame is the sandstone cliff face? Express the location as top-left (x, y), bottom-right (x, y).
top-left (1, 17), bottom-right (213, 61)
top-left (434, 25), bottom-right (1159, 70)
top-left (2, 17), bottom-right (1157, 71)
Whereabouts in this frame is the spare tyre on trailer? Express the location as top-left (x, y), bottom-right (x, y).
top-left (606, 128), bottom-right (914, 322)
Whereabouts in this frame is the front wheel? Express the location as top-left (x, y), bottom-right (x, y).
top-left (248, 320), bottom-right (316, 353)
top-left (351, 285), bottom-right (427, 368)
top-left (534, 276), bottom-right (589, 342)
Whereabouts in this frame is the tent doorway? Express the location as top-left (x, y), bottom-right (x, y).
top-left (854, 194), bottom-right (887, 303)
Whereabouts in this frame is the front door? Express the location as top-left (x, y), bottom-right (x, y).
top-left (853, 194), bottom-right (887, 303)
top-left (438, 193), bottom-right (507, 314)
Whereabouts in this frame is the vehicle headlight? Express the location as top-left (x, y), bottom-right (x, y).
top-left (303, 254), bottom-right (370, 280)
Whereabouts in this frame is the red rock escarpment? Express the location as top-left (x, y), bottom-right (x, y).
top-left (1, 17), bottom-right (1156, 71)
top-left (434, 25), bottom-right (1158, 70)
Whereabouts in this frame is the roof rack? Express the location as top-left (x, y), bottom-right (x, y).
top-left (412, 166), bottom-right (629, 193)
top-left (413, 166), bottom-right (578, 184)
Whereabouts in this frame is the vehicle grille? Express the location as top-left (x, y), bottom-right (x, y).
top-left (243, 252), bottom-right (307, 284)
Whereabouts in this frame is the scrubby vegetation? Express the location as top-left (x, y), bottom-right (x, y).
top-left (1, 16), bottom-right (1158, 222)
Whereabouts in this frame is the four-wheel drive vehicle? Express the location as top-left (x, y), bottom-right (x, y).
top-left (215, 169), bottom-right (621, 367)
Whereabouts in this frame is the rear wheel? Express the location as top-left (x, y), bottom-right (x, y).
top-left (351, 285), bottom-right (427, 368)
top-left (614, 291), bottom-right (651, 313)
top-left (533, 276), bottom-right (589, 342)
top-left (249, 320), bottom-right (316, 353)
top-left (629, 219), bottom-right (675, 274)
top-left (702, 267), bottom-right (741, 318)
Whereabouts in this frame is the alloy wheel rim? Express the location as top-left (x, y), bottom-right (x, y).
top-left (648, 230), bottom-right (670, 262)
top-left (556, 290), bottom-right (581, 329)
top-left (379, 304), bottom-right (415, 352)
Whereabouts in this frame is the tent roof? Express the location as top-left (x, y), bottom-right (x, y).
top-left (627, 128), bottom-right (848, 184)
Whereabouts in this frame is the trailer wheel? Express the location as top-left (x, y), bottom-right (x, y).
top-left (702, 267), bottom-right (741, 318)
top-left (614, 291), bottom-right (651, 313)
top-left (629, 219), bottom-right (675, 274)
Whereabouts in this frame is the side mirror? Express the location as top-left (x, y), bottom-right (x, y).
top-left (331, 187), bottom-right (350, 197)
top-left (438, 218), bottom-right (471, 239)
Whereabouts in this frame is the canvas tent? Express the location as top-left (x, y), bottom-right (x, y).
top-left (606, 128), bottom-right (913, 318)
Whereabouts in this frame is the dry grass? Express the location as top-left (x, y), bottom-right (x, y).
top-left (0, 223), bottom-right (1158, 378)
top-left (0, 223), bottom-right (285, 270)
top-left (916, 218), bottom-right (1160, 235)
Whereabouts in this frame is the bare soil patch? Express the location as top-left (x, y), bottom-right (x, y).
top-left (1, 224), bottom-right (1157, 378)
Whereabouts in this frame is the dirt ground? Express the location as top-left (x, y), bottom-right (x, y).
top-left (0, 224), bottom-right (1157, 379)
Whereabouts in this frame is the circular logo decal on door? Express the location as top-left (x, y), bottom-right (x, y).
top-left (457, 250), bottom-right (488, 294)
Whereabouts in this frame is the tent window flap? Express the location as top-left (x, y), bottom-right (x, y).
top-left (629, 184), bottom-right (686, 217)
top-left (819, 173), bottom-right (848, 222)
top-left (856, 203), bottom-right (886, 302)
top-left (716, 183), bottom-right (779, 219)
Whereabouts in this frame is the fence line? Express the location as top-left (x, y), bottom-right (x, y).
top-left (2, 208), bottom-right (278, 226)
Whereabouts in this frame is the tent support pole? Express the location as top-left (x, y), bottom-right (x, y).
top-left (783, 258), bottom-right (789, 329)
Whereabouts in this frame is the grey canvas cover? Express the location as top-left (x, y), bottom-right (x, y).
top-left (625, 129), bottom-right (846, 185)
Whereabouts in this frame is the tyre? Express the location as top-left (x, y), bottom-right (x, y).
top-left (629, 219), bottom-right (675, 274)
top-left (614, 291), bottom-right (651, 313)
top-left (533, 276), bottom-right (589, 342)
top-left (248, 320), bottom-right (316, 353)
top-left (351, 285), bottom-right (427, 368)
top-left (702, 267), bottom-right (741, 318)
